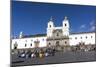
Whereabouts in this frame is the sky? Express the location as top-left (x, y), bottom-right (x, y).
top-left (12, 1), bottom-right (96, 37)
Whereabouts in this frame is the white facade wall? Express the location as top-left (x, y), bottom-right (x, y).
top-left (11, 32), bottom-right (95, 49)
top-left (69, 33), bottom-right (95, 45)
top-left (12, 36), bottom-right (47, 49)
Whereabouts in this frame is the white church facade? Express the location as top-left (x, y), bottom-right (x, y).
top-left (11, 16), bottom-right (95, 49)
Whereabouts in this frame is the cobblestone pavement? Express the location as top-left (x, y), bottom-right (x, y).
top-left (11, 51), bottom-right (96, 67)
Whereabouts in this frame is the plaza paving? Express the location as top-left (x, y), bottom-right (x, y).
top-left (11, 50), bottom-right (96, 67)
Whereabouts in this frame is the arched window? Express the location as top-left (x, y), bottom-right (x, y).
top-left (65, 41), bottom-right (67, 44)
top-left (49, 25), bottom-right (51, 28)
top-left (42, 38), bottom-right (44, 41)
top-left (75, 37), bottom-right (77, 39)
top-left (47, 42), bottom-right (51, 47)
top-left (30, 43), bottom-right (32, 46)
top-left (86, 36), bottom-right (87, 39)
top-left (91, 36), bottom-right (93, 38)
top-left (65, 24), bottom-right (66, 26)
top-left (49, 42), bottom-right (51, 45)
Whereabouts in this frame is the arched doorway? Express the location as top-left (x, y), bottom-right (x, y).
top-left (34, 40), bottom-right (40, 48)
top-left (56, 41), bottom-right (60, 47)
top-left (55, 41), bottom-right (61, 51)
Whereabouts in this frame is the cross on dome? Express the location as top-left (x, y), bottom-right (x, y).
top-left (50, 16), bottom-right (53, 21)
top-left (64, 16), bottom-right (67, 20)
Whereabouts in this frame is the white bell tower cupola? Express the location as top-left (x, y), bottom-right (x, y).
top-left (62, 16), bottom-right (69, 36)
top-left (47, 17), bottom-right (54, 37)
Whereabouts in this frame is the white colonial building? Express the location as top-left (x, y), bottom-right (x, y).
top-left (11, 16), bottom-right (95, 49)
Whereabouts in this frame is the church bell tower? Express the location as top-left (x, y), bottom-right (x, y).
top-left (47, 17), bottom-right (54, 37)
top-left (62, 16), bottom-right (69, 36)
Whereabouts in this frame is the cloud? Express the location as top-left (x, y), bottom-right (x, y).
top-left (90, 20), bottom-right (95, 26)
top-left (77, 24), bottom-right (87, 32)
top-left (80, 24), bottom-right (86, 29)
top-left (90, 25), bottom-right (95, 31)
top-left (78, 20), bottom-right (96, 32)
top-left (89, 20), bottom-right (96, 31)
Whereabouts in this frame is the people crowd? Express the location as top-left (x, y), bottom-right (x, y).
top-left (18, 47), bottom-right (56, 59)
